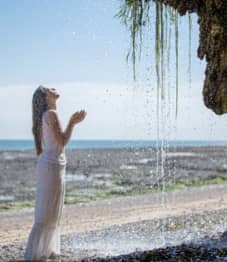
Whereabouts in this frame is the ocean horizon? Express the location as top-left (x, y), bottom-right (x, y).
top-left (0, 139), bottom-right (227, 150)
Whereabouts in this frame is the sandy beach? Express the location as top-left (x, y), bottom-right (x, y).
top-left (1, 184), bottom-right (227, 260)
top-left (1, 146), bottom-right (227, 260)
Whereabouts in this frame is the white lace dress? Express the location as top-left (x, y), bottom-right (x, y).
top-left (24, 109), bottom-right (67, 261)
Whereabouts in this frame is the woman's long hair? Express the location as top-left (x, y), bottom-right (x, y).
top-left (32, 86), bottom-right (48, 156)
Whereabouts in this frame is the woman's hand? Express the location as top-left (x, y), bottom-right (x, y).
top-left (71, 110), bottom-right (87, 125)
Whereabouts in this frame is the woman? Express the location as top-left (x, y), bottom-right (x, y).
top-left (24, 85), bottom-right (87, 261)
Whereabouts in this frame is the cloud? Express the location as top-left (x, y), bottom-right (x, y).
top-left (0, 81), bottom-right (226, 140)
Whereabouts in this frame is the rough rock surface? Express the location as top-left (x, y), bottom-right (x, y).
top-left (150, 0), bottom-right (227, 114)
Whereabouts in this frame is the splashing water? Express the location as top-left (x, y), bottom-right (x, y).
top-left (116, 0), bottom-right (194, 247)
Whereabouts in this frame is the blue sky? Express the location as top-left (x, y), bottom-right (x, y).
top-left (0, 0), bottom-right (131, 85)
top-left (0, 0), bottom-right (226, 140)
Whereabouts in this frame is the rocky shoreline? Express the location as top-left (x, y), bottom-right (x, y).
top-left (1, 146), bottom-right (227, 210)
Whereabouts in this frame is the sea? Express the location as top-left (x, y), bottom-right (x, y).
top-left (0, 139), bottom-right (227, 151)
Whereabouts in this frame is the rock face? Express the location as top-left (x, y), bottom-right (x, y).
top-left (153, 0), bottom-right (227, 114)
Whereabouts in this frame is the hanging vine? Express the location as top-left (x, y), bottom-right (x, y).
top-left (114, 0), bottom-right (150, 81)
top-left (174, 9), bottom-right (179, 117)
top-left (115, 0), bottom-right (195, 187)
top-left (115, 0), bottom-right (181, 117)
top-left (188, 13), bottom-right (192, 89)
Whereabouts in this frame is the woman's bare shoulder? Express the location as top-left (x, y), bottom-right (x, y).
top-left (46, 109), bottom-right (57, 113)
top-left (45, 109), bottom-right (57, 116)
top-left (44, 110), bottom-right (59, 124)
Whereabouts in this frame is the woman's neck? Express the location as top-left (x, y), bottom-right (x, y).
top-left (47, 103), bottom-right (56, 110)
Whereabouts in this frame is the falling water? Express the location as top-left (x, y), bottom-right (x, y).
top-left (116, 0), bottom-right (194, 247)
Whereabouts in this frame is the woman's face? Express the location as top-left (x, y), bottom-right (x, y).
top-left (45, 87), bottom-right (60, 104)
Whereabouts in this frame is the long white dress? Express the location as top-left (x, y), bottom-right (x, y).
top-left (24, 109), bottom-right (67, 261)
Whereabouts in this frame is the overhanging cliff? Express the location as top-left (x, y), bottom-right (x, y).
top-left (120, 0), bottom-right (227, 114)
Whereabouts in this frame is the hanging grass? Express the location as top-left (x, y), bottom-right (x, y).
top-left (175, 9), bottom-right (179, 117)
top-left (115, 0), bottom-right (182, 117)
top-left (115, 1), bottom-right (196, 183)
top-left (188, 13), bottom-right (192, 89)
top-left (114, 0), bottom-right (150, 81)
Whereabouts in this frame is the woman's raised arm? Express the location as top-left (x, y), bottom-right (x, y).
top-left (45, 110), bottom-right (86, 147)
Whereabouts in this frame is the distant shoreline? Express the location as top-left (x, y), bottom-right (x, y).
top-left (1, 139), bottom-right (227, 150)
